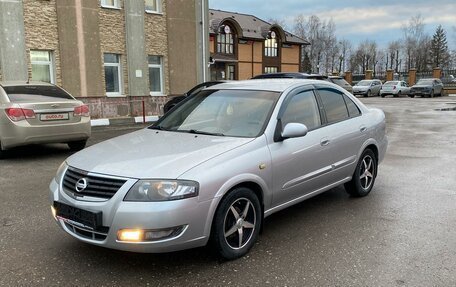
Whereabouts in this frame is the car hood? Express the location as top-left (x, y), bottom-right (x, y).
top-left (66, 129), bottom-right (254, 179)
top-left (412, 85), bottom-right (432, 88)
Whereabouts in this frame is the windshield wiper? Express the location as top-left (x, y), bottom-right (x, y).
top-left (149, 125), bottom-right (169, 131)
top-left (186, 129), bottom-right (225, 136)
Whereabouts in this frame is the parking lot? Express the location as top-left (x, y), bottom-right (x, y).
top-left (1, 96), bottom-right (455, 286)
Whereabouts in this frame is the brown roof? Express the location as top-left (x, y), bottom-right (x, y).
top-left (209, 9), bottom-right (309, 45)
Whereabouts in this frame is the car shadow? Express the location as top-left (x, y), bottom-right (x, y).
top-left (1, 144), bottom-right (74, 161)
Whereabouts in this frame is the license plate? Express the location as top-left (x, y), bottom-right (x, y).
top-left (54, 202), bottom-right (102, 230)
top-left (40, 113), bottom-right (69, 121)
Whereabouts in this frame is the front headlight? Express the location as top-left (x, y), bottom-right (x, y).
top-left (55, 162), bottom-right (68, 184)
top-left (124, 180), bottom-right (199, 202)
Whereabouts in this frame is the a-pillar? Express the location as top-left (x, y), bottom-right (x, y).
top-left (409, 69), bottom-right (417, 86)
top-left (365, 70), bottom-right (373, 80)
top-left (344, 71), bottom-right (352, 85)
top-left (0, 0), bottom-right (28, 81)
top-left (386, 70), bottom-right (394, 82)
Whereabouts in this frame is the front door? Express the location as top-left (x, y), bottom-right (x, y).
top-left (269, 88), bottom-right (334, 207)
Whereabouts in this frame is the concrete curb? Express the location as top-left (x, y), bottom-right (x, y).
top-left (91, 116), bottom-right (159, 127)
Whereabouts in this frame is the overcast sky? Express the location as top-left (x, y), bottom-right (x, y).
top-left (209, 0), bottom-right (456, 48)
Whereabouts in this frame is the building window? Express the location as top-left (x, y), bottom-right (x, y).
top-left (148, 55), bottom-right (164, 95)
top-left (101, 0), bottom-right (120, 9)
top-left (264, 67), bottom-right (278, 74)
top-left (217, 25), bottom-right (234, 54)
top-left (145, 0), bottom-right (161, 13)
top-left (265, 31), bottom-right (278, 57)
top-left (104, 53), bottom-right (122, 96)
top-left (30, 50), bottom-right (54, 84)
top-left (227, 65), bottom-right (235, 80)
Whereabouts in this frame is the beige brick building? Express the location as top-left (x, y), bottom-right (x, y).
top-left (209, 9), bottom-right (308, 81)
top-left (0, 0), bottom-right (209, 119)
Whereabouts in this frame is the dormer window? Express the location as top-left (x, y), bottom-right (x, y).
top-left (265, 31), bottom-right (278, 57)
top-left (217, 25), bottom-right (234, 54)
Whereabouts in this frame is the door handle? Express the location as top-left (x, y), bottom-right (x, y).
top-left (320, 138), bottom-right (330, 146)
top-left (360, 126), bottom-right (367, 133)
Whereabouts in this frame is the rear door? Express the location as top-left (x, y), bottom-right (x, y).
top-left (4, 85), bottom-right (82, 126)
top-left (315, 87), bottom-right (368, 182)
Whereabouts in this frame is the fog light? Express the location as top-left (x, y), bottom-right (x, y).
top-left (117, 229), bottom-right (144, 242)
top-left (117, 226), bottom-right (186, 242)
top-left (51, 206), bottom-right (57, 219)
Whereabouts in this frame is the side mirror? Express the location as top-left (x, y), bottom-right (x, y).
top-left (281, 123), bottom-right (308, 140)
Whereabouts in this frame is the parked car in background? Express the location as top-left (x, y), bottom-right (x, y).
top-left (163, 81), bottom-right (227, 114)
top-left (0, 82), bottom-right (91, 158)
top-left (380, 81), bottom-right (411, 97)
top-left (50, 79), bottom-right (387, 260)
top-left (353, 80), bottom-right (382, 97)
top-left (251, 72), bottom-right (329, 81)
top-left (410, 78), bottom-right (444, 98)
top-left (328, 76), bottom-right (353, 93)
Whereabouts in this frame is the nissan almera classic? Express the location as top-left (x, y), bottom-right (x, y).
top-left (50, 79), bottom-right (387, 259)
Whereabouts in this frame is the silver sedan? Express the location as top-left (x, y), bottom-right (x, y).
top-left (0, 81), bottom-right (91, 158)
top-left (49, 79), bottom-right (387, 259)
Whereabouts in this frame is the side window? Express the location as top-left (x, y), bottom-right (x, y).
top-left (281, 90), bottom-right (321, 130)
top-left (343, 95), bottom-right (361, 117)
top-left (317, 88), bottom-right (349, 123)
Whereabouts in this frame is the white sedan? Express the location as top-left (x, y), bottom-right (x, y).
top-left (380, 81), bottom-right (411, 97)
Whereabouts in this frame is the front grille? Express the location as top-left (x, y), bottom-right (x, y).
top-left (62, 167), bottom-right (127, 199)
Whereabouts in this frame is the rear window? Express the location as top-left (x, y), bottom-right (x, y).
top-left (2, 85), bottom-right (73, 102)
top-left (331, 78), bottom-right (350, 85)
top-left (383, 81), bottom-right (398, 86)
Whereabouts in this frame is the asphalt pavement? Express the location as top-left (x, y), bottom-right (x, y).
top-left (0, 96), bottom-right (455, 286)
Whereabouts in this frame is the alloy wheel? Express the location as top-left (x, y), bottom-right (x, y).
top-left (223, 198), bottom-right (256, 250)
top-left (359, 155), bottom-right (375, 190)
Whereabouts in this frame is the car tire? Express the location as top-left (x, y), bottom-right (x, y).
top-left (211, 187), bottom-right (262, 260)
top-left (380, 94), bottom-right (385, 98)
top-left (67, 140), bottom-right (87, 151)
top-left (365, 90), bottom-right (371, 98)
top-left (408, 94), bottom-right (415, 98)
top-left (344, 149), bottom-right (377, 197)
top-left (394, 91), bottom-right (401, 98)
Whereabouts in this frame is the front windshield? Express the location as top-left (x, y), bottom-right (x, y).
top-left (356, 80), bottom-right (372, 86)
top-left (416, 80), bottom-right (433, 85)
top-left (152, 89), bottom-right (280, 138)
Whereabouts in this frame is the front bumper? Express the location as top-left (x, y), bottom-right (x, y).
top-left (353, 89), bottom-right (368, 95)
top-left (49, 177), bottom-right (213, 253)
top-left (411, 89), bottom-right (432, 96)
top-left (0, 118), bottom-right (91, 149)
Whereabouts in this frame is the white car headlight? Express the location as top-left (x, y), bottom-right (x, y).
top-left (124, 180), bottom-right (199, 202)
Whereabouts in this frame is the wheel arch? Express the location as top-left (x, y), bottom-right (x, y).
top-left (204, 175), bottom-right (269, 240)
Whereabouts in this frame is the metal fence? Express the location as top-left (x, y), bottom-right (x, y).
top-left (442, 69), bottom-right (456, 88)
top-left (374, 71), bottom-right (386, 82)
top-left (352, 74), bottom-right (365, 85)
top-left (416, 71), bottom-right (433, 82)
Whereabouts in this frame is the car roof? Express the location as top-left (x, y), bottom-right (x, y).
top-left (252, 72), bottom-right (328, 79)
top-left (206, 79), bottom-right (335, 92)
top-left (0, 81), bottom-right (55, 87)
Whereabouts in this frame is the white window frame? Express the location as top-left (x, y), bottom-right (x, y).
top-left (145, 0), bottom-right (162, 14)
top-left (30, 50), bottom-right (55, 84)
top-left (101, 0), bottom-right (121, 9)
top-left (148, 56), bottom-right (164, 96)
top-left (104, 54), bottom-right (123, 97)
